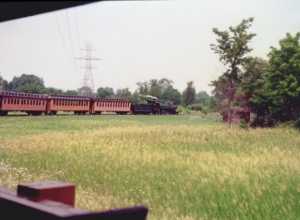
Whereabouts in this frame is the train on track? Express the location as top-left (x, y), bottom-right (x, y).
top-left (0, 91), bottom-right (178, 116)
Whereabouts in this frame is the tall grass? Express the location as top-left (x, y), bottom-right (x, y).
top-left (0, 115), bottom-right (299, 219)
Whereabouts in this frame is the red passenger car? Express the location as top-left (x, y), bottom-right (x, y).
top-left (0, 91), bottom-right (48, 116)
top-left (91, 98), bottom-right (131, 114)
top-left (47, 95), bottom-right (90, 115)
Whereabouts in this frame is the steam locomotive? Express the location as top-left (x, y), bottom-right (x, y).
top-left (0, 91), bottom-right (177, 116)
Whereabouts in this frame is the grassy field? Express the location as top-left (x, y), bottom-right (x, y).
top-left (0, 115), bottom-right (299, 219)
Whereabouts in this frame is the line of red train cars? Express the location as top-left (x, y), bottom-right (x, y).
top-left (0, 91), bottom-right (131, 116)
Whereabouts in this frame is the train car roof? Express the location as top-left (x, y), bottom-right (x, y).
top-left (93, 98), bottom-right (130, 102)
top-left (0, 90), bottom-right (48, 98)
top-left (48, 95), bottom-right (91, 101)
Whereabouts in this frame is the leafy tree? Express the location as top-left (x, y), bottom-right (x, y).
top-left (182, 81), bottom-right (196, 106)
top-left (136, 81), bottom-right (149, 95)
top-left (130, 91), bottom-right (142, 104)
top-left (116, 88), bottom-right (132, 99)
top-left (196, 91), bottom-right (210, 105)
top-left (253, 33), bottom-right (300, 124)
top-left (0, 75), bottom-right (8, 91)
top-left (161, 86), bottom-right (181, 105)
top-left (239, 57), bottom-right (270, 125)
top-left (78, 86), bottom-right (94, 97)
top-left (195, 91), bottom-right (216, 112)
top-left (96, 87), bottom-right (114, 98)
top-left (149, 79), bottom-right (162, 98)
top-left (43, 87), bottom-right (64, 95)
top-left (8, 74), bottom-right (45, 93)
top-left (64, 90), bottom-right (79, 96)
top-left (210, 18), bottom-right (256, 124)
top-left (135, 78), bottom-right (181, 104)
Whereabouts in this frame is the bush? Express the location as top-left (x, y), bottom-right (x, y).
top-left (190, 104), bottom-right (202, 111)
top-left (295, 118), bottom-right (300, 129)
top-left (240, 119), bottom-right (249, 130)
top-left (176, 105), bottom-right (191, 115)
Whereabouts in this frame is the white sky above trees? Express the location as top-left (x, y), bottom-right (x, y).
top-left (0, 0), bottom-right (299, 94)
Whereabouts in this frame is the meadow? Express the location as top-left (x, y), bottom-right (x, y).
top-left (0, 114), bottom-right (299, 220)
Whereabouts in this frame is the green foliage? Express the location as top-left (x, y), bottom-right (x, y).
top-left (0, 75), bottom-right (8, 91)
top-left (176, 105), bottom-right (192, 115)
top-left (115, 88), bottom-right (131, 99)
top-left (136, 78), bottom-right (181, 104)
top-left (239, 118), bottom-right (249, 129)
top-left (64, 90), bottom-right (79, 96)
top-left (78, 86), bottom-right (94, 97)
top-left (294, 117), bottom-right (300, 129)
top-left (211, 17), bottom-right (256, 80)
top-left (182, 81), bottom-right (196, 106)
top-left (160, 86), bottom-right (181, 105)
top-left (43, 87), bottom-right (64, 95)
top-left (8, 74), bottom-right (45, 93)
top-left (96, 87), bottom-right (114, 98)
top-left (189, 103), bottom-right (202, 111)
top-left (195, 91), bottom-right (217, 112)
top-left (211, 18), bottom-right (256, 124)
top-left (251, 33), bottom-right (300, 125)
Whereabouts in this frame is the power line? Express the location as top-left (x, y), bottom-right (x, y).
top-left (76, 43), bottom-right (101, 93)
top-left (65, 10), bottom-right (80, 78)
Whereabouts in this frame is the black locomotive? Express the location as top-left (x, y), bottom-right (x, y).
top-left (131, 95), bottom-right (178, 115)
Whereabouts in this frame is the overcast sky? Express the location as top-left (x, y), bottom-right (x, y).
top-left (0, 0), bottom-right (299, 94)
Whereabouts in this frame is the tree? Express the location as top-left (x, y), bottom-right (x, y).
top-left (116, 88), bottom-right (132, 99)
top-left (64, 90), bottom-right (79, 96)
top-left (182, 81), bottom-right (196, 106)
top-left (211, 18), bottom-right (256, 125)
top-left (135, 78), bottom-right (181, 104)
top-left (136, 81), bottom-right (149, 95)
top-left (195, 91), bottom-right (216, 112)
top-left (96, 87), bottom-right (114, 98)
top-left (43, 87), bottom-right (64, 95)
top-left (0, 75), bottom-right (8, 91)
top-left (161, 86), bottom-right (181, 105)
top-left (252, 33), bottom-right (300, 124)
top-left (8, 74), bottom-right (45, 93)
top-left (196, 91), bottom-right (210, 105)
top-left (238, 57), bottom-right (270, 125)
top-left (78, 86), bottom-right (94, 97)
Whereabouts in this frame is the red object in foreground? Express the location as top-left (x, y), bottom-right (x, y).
top-left (0, 181), bottom-right (148, 220)
top-left (17, 181), bottom-right (76, 206)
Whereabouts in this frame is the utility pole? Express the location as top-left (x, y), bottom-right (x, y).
top-left (76, 43), bottom-right (101, 94)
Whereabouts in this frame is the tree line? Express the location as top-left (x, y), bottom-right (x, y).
top-left (0, 74), bottom-right (215, 112)
top-left (211, 18), bottom-right (300, 127)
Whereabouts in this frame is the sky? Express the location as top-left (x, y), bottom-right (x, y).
top-left (0, 0), bottom-right (299, 94)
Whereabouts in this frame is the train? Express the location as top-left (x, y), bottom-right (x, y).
top-left (0, 91), bottom-right (178, 116)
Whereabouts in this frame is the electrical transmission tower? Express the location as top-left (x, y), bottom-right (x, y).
top-left (76, 43), bottom-right (101, 94)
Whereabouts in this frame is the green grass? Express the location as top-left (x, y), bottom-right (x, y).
top-left (0, 115), bottom-right (299, 220)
